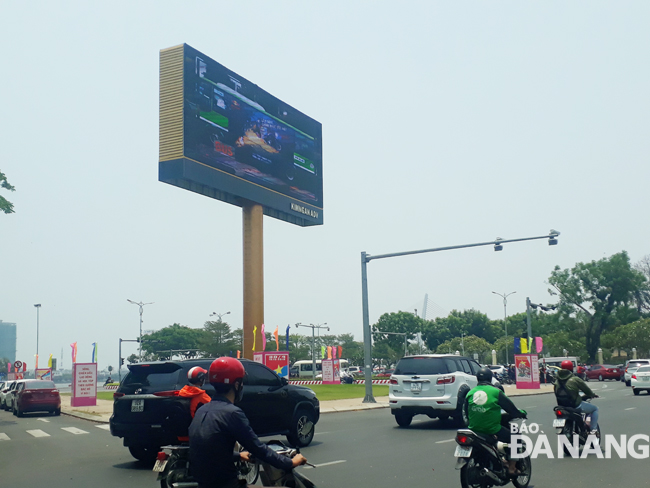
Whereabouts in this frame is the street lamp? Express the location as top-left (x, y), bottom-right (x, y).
top-left (296, 323), bottom-right (329, 379)
top-left (492, 291), bottom-right (516, 364)
top-left (34, 304), bottom-right (41, 369)
top-left (360, 230), bottom-right (560, 403)
top-left (127, 299), bottom-right (154, 360)
top-left (210, 311), bottom-right (231, 321)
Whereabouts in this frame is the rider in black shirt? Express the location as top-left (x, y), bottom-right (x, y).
top-left (189, 357), bottom-right (307, 488)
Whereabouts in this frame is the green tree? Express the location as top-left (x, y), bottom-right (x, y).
top-left (141, 323), bottom-right (205, 360)
top-left (0, 171), bottom-right (15, 214)
top-left (435, 335), bottom-right (494, 363)
top-left (422, 309), bottom-right (501, 350)
top-left (549, 251), bottom-right (647, 362)
top-left (372, 311), bottom-right (424, 359)
top-left (200, 320), bottom-right (236, 357)
top-left (600, 318), bottom-right (650, 359)
top-left (287, 334), bottom-right (313, 362)
top-left (633, 255), bottom-right (650, 314)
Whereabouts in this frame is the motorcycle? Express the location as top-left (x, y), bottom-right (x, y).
top-left (553, 396), bottom-right (600, 455)
top-left (454, 413), bottom-right (532, 488)
top-left (153, 441), bottom-right (314, 488)
top-left (153, 442), bottom-right (259, 488)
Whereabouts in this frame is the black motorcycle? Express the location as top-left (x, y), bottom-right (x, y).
top-left (454, 414), bottom-right (531, 488)
top-left (553, 396), bottom-right (600, 456)
top-left (154, 442), bottom-right (259, 488)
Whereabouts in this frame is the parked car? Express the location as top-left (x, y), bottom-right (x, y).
top-left (585, 364), bottom-right (622, 381)
top-left (110, 358), bottom-right (320, 463)
top-left (631, 365), bottom-right (650, 395)
top-left (4, 380), bottom-right (25, 412)
top-left (348, 366), bottom-right (363, 376)
top-left (389, 354), bottom-right (489, 427)
top-left (376, 369), bottom-right (395, 378)
top-left (0, 381), bottom-right (11, 409)
top-left (624, 359), bottom-right (650, 386)
top-left (12, 380), bottom-right (61, 416)
top-left (488, 365), bottom-right (507, 376)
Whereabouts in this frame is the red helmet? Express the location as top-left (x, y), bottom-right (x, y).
top-left (561, 360), bottom-right (574, 371)
top-left (209, 357), bottom-right (245, 386)
top-left (187, 366), bottom-right (207, 385)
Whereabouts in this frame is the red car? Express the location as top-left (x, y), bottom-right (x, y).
top-left (12, 380), bottom-right (61, 417)
top-left (377, 369), bottom-right (395, 378)
top-left (585, 364), bottom-right (620, 381)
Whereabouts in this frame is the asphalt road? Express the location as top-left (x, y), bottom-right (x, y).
top-left (1, 380), bottom-right (649, 488)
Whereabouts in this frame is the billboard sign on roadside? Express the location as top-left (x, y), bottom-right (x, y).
top-left (159, 44), bottom-right (323, 227)
top-left (71, 363), bottom-right (97, 407)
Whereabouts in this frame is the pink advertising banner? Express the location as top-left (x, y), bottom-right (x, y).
top-left (321, 359), bottom-right (340, 384)
top-left (71, 363), bottom-right (97, 407)
top-left (515, 354), bottom-right (540, 389)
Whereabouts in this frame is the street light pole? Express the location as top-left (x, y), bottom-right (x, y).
top-left (492, 291), bottom-right (516, 364)
top-left (361, 230), bottom-right (560, 403)
top-left (34, 304), bottom-right (41, 369)
top-left (210, 311), bottom-right (231, 321)
top-left (127, 300), bottom-right (154, 360)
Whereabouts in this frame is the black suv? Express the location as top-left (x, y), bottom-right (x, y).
top-left (109, 358), bottom-right (319, 462)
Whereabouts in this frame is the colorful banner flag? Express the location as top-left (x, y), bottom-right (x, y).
top-left (261, 324), bottom-right (267, 351)
top-left (35, 354), bottom-right (39, 370)
top-left (327, 346), bottom-right (332, 359)
top-left (71, 342), bottom-right (78, 364)
top-left (285, 325), bottom-right (291, 351)
top-left (321, 345), bottom-right (325, 359)
top-left (22, 362), bottom-right (26, 373)
top-left (7, 363), bottom-right (10, 373)
top-left (514, 338), bottom-right (521, 354)
top-left (521, 338), bottom-right (529, 354)
top-left (252, 326), bottom-right (257, 351)
top-left (535, 337), bottom-right (543, 354)
top-left (92, 343), bottom-right (97, 363)
top-left (332, 346), bottom-right (337, 359)
top-left (273, 326), bottom-right (279, 352)
top-left (237, 350), bottom-right (241, 359)
top-left (338, 346), bottom-right (343, 359)
top-left (48, 354), bottom-right (53, 368)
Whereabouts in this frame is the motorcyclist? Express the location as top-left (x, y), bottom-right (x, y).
top-left (180, 366), bottom-right (212, 418)
top-left (554, 359), bottom-right (599, 433)
top-left (189, 357), bottom-right (307, 488)
top-left (465, 367), bottom-right (527, 476)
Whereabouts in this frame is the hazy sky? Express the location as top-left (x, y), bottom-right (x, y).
top-left (2, 2), bottom-right (649, 369)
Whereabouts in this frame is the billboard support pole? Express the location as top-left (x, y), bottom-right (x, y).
top-left (243, 203), bottom-right (264, 360)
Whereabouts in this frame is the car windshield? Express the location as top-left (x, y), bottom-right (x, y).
top-left (121, 363), bottom-right (183, 394)
top-left (394, 357), bottom-right (447, 375)
top-left (636, 366), bottom-right (650, 373)
top-left (24, 381), bottom-right (55, 389)
top-left (628, 362), bottom-right (647, 368)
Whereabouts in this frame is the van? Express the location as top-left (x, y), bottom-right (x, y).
top-left (292, 359), bottom-right (349, 378)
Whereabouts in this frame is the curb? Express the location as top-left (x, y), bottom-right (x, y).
top-left (61, 410), bottom-right (110, 423)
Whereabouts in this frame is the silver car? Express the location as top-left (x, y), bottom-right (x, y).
top-left (624, 360), bottom-right (650, 386)
top-left (0, 381), bottom-right (15, 410)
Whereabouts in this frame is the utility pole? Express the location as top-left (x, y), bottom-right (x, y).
top-left (127, 300), bottom-right (154, 360)
top-left (492, 291), bottom-right (516, 364)
top-left (296, 323), bottom-right (329, 379)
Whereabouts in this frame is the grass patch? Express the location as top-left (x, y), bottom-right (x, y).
top-left (60, 391), bottom-right (114, 401)
top-left (300, 384), bottom-right (389, 401)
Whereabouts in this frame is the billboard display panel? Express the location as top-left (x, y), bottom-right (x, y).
top-left (159, 44), bottom-right (323, 226)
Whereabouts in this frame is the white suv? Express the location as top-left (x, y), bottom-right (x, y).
top-left (389, 354), bottom-right (488, 427)
top-left (624, 359), bottom-right (650, 386)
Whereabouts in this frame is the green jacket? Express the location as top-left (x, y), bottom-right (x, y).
top-left (465, 383), bottom-right (524, 435)
top-left (554, 369), bottom-right (595, 408)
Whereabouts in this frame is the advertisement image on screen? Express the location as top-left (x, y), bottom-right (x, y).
top-left (161, 44), bottom-right (323, 225)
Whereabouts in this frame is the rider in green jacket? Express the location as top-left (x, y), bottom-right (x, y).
top-left (465, 367), bottom-right (527, 475)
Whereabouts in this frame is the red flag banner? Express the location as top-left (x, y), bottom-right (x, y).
top-left (338, 346), bottom-right (342, 358)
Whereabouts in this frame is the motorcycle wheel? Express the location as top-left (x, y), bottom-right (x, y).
top-left (561, 423), bottom-right (576, 456)
top-left (238, 459), bottom-right (260, 485)
top-left (460, 458), bottom-right (484, 488)
top-left (512, 456), bottom-right (532, 488)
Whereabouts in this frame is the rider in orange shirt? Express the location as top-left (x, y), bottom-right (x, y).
top-left (180, 367), bottom-right (212, 418)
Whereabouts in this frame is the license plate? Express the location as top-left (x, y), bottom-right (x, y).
top-left (131, 399), bottom-right (144, 412)
top-left (553, 419), bottom-right (566, 427)
top-left (410, 382), bottom-right (422, 392)
top-left (454, 445), bottom-right (472, 457)
top-left (643, 377), bottom-right (649, 382)
top-left (152, 459), bottom-right (168, 472)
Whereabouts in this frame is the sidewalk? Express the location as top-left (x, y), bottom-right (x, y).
top-left (61, 384), bottom-right (553, 423)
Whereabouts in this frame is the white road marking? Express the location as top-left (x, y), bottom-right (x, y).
top-left (435, 438), bottom-right (456, 444)
top-left (37, 418), bottom-right (50, 422)
top-left (27, 429), bottom-right (50, 438)
top-left (304, 460), bottom-right (347, 469)
top-left (314, 431), bottom-right (331, 435)
top-left (61, 427), bottom-right (89, 435)
top-left (0, 433), bottom-right (10, 441)
top-left (526, 406), bottom-right (538, 409)
top-left (625, 407), bottom-right (636, 411)
top-left (96, 424), bottom-right (111, 431)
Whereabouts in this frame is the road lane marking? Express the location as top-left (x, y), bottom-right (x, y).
top-left (625, 407), bottom-right (636, 411)
top-left (37, 418), bottom-right (50, 422)
top-left (61, 427), bottom-right (89, 435)
top-left (315, 432), bottom-right (331, 435)
top-left (0, 433), bottom-right (10, 441)
top-left (96, 425), bottom-right (111, 431)
top-left (27, 429), bottom-right (50, 438)
top-left (304, 460), bottom-right (347, 469)
top-left (435, 438), bottom-right (456, 444)
top-left (526, 406), bottom-right (538, 409)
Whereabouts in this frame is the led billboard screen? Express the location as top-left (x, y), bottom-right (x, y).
top-left (159, 44), bottom-right (323, 226)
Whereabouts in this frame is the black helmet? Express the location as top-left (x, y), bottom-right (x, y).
top-left (476, 367), bottom-right (493, 382)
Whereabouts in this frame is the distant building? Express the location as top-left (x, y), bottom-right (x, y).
top-left (0, 321), bottom-right (17, 364)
